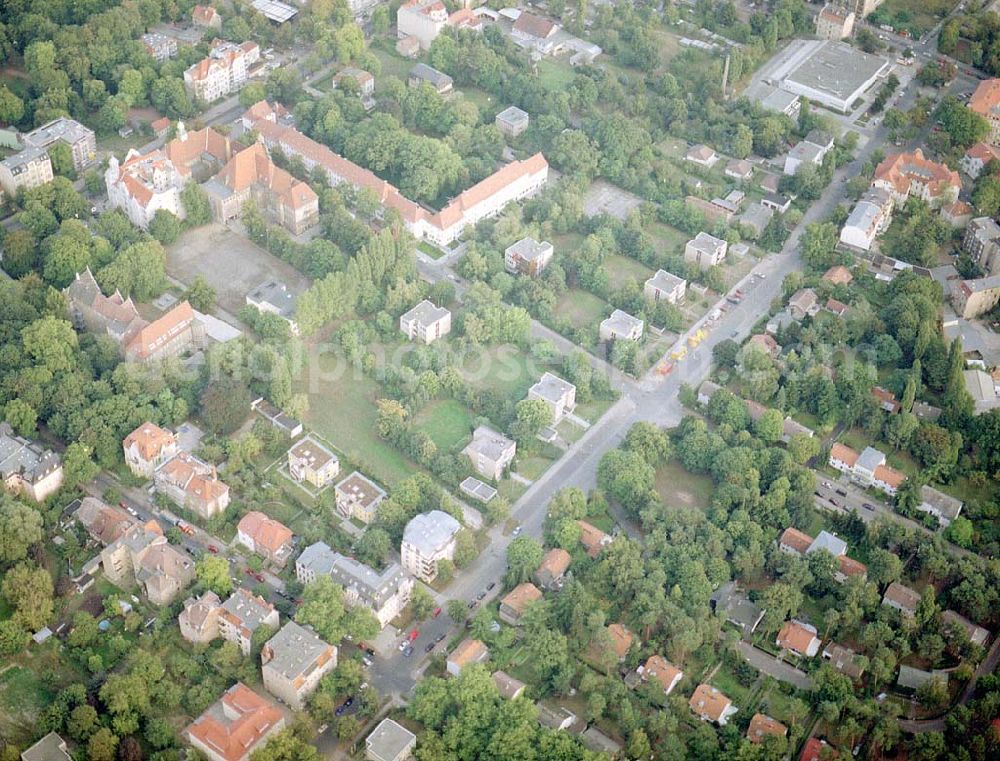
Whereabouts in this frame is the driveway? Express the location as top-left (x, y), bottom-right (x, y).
top-left (737, 641), bottom-right (814, 691)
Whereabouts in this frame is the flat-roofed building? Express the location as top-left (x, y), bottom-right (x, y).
top-left (496, 106), bottom-right (529, 138)
top-left (644, 269), bottom-right (686, 304)
top-left (141, 32), bottom-right (178, 61)
top-left (335, 471), bottom-right (386, 524)
top-left (287, 435), bottom-right (339, 488)
top-left (400, 300), bottom-right (451, 344)
top-left (684, 232), bottom-right (727, 269)
top-left (246, 280), bottom-right (300, 335)
top-left (0, 146), bottom-right (52, 196)
top-left (600, 309), bottom-right (644, 342)
top-left (23, 118), bottom-right (96, 172)
top-left (504, 237), bottom-right (553, 276)
top-left (528, 372), bottom-right (576, 423)
top-left (462, 426), bottom-right (516, 481)
top-left (261, 622), bottom-right (337, 710)
top-left (218, 588), bottom-right (280, 655)
top-left (401, 510), bottom-right (461, 583)
top-left (365, 718), bottom-right (416, 761)
top-left (769, 38), bottom-right (890, 113)
top-left (21, 733), bottom-right (73, 761)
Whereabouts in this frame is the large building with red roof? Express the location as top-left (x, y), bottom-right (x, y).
top-left (396, 0), bottom-right (481, 51)
top-left (184, 39), bottom-right (260, 103)
top-left (872, 149), bottom-right (961, 207)
top-left (123, 301), bottom-right (206, 364)
top-left (243, 102), bottom-right (548, 245)
top-left (969, 78), bottom-right (1000, 146)
top-left (185, 683), bottom-right (285, 761)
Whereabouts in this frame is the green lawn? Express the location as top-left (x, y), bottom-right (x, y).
top-left (605, 254), bottom-right (654, 290)
top-left (370, 41), bottom-right (419, 83)
top-left (537, 59), bottom-right (576, 91)
top-left (412, 399), bottom-right (476, 452)
top-left (296, 356), bottom-right (422, 487)
top-left (654, 459), bottom-right (715, 510)
top-left (457, 344), bottom-right (540, 399)
top-left (417, 241), bottom-right (445, 260)
top-left (647, 221), bottom-right (690, 256)
top-left (555, 288), bottom-right (608, 328)
top-left (515, 455), bottom-right (555, 481)
top-left (0, 666), bottom-right (54, 741)
top-left (710, 663), bottom-right (753, 707)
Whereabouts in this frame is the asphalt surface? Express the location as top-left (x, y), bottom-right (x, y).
top-left (736, 641), bottom-right (814, 691)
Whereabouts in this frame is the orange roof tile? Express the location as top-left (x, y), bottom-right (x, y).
top-left (873, 149), bottom-right (961, 200)
top-left (513, 12), bottom-right (557, 38)
top-left (777, 620), bottom-right (819, 655)
top-left (576, 520), bottom-right (609, 558)
top-left (500, 583), bottom-right (542, 616)
top-left (193, 5), bottom-right (219, 25)
top-left (185, 683), bottom-right (283, 761)
top-left (237, 511), bottom-right (293, 555)
top-left (779, 527), bottom-right (813, 555)
top-left (747, 713), bottom-right (787, 743)
top-left (970, 78), bottom-right (1000, 119)
top-left (822, 265), bottom-right (853, 285)
top-left (874, 464), bottom-right (906, 489)
top-left (125, 301), bottom-right (195, 359)
top-left (537, 548), bottom-right (571, 578)
top-left (607, 623), bottom-right (634, 659)
top-left (838, 555), bottom-right (867, 578)
top-left (449, 638), bottom-right (488, 668)
top-left (830, 443), bottom-right (859, 468)
top-left (643, 655), bottom-right (682, 693)
top-left (164, 127), bottom-right (230, 176)
top-left (124, 422), bottom-right (176, 461)
top-left (689, 683), bottom-right (732, 722)
top-left (965, 141), bottom-right (1000, 164)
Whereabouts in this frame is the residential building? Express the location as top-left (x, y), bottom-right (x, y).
top-left (100, 520), bottom-right (194, 605)
top-left (407, 63), bottom-right (453, 94)
top-left (395, 35), bottom-right (420, 58)
top-left (815, 4), bottom-right (854, 40)
top-left (184, 39), bottom-right (260, 102)
top-left (401, 510), bottom-right (461, 582)
top-left (287, 435), bottom-right (339, 488)
top-left (23, 117), bottom-right (96, 172)
top-left (534, 548), bottom-right (571, 589)
top-left (333, 67), bottom-right (375, 97)
top-left (782, 417), bottom-right (814, 443)
top-left (800, 738), bottom-right (835, 761)
top-left (822, 642), bottom-right (866, 680)
top-left (779, 526), bottom-right (868, 583)
top-left (20, 734), bottom-right (72, 761)
top-left (872, 149), bottom-right (962, 207)
top-left (504, 237), bottom-right (553, 276)
top-left (600, 310), bottom-right (644, 342)
top-left (761, 192), bottom-right (793, 214)
top-left (639, 655), bottom-right (683, 696)
top-left (822, 265), bottom-right (853, 286)
top-left (236, 512), bottom-right (294, 568)
top-left (942, 200), bottom-right (974, 227)
top-left (496, 106), bottom-right (529, 138)
top-left (0, 423), bottom-right (63, 502)
top-left (261, 622), bottom-right (337, 710)
top-left (913, 400), bottom-right (942, 421)
top-left (123, 422), bottom-right (178, 478)
top-left (725, 159), bottom-right (754, 181)
top-left (0, 146), bottom-right (53, 196)
top-left (684, 232), bottom-right (727, 269)
top-left (251, 397), bottom-right (303, 438)
top-left (154, 451), bottom-right (230, 519)
top-left (72, 497), bottom-right (136, 546)
top-left (185, 683), bottom-right (285, 761)
top-left (249, 0), bottom-right (298, 23)
top-left (788, 288), bottom-right (820, 319)
top-left (952, 274), bottom-right (1000, 319)
top-left (739, 202), bottom-right (774, 239)
top-left (784, 131), bottom-right (833, 175)
top-left (969, 78), bottom-right (1000, 146)
top-left (193, 5), bottom-right (223, 30)
top-left (246, 280), bottom-right (300, 336)
top-left (335, 471), bottom-right (386, 524)
top-left (447, 638), bottom-right (489, 676)
top-left (219, 588), bottom-right (280, 655)
top-left (492, 671), bottom-right (527, 700)
top-left (882, 581), bottom-right (921, 618)
top-left (748, 333), bottom-right (780, 358)
top-left (710, 581), bottom-right (765, 634)
top-left (686, 144), bottom-right (718, 167)
top-left (528, 372), bottom-right (576, 422)
top-left (499, 582), bottom-right (543, 625)
top-left (829, 443), bottom-right (906, 495)
top-left (399, 300), bottom-right (452, 344)
top-left (396, 0), bottom-right (481, 51)
top-left (244, 102), bottom-right (548, 246)
top-left (179, 591), bottom-right (223, 645)
top-left (960, 141), bottom-right (1000, 178)
top-left (511, 12), bottom-right (561, 56)
top-left (577, 520), bottom-right (611, 558)
top-left (941, 610), bottom-right (990, 648)
top-left (365, 719), bottom-right (416, 761)
top-left (776, 620), bottom-right (821, 657)
top-left (644, 269), bottom-right (686, 304)
top-left (579, 728), bottom-right (622, 757)
top-left (205, 143), bottom-right (319, 235)
top-left (536, 703), bottom-right (576, 731)
top-left (917, 485), bottom-right (963, 528)
top-left (689, 684), bottom-right (737, 726)
top-left (462, 426), bottom-right (516, 481)
top-left (104, 150), bottom-right (184, 229)
top-left (124, 301), bottom-right (205, 363)
top-left (141, 32), bottom-right (178, 62)
top-left (872, 386), bottom-right (901, 413)
top-left (779, 527), bottom-right (813, 556)
top-left (64, 268), bottom-right (148, 350)
top-left (897, 665), bottom-right (949, 692)
top-left (964, 217), bottom-right (1000, 275)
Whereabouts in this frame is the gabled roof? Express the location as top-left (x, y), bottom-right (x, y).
top-left (689, 683), bottom-right (732, 721)
top-left (777, 620), bottom-right (819, 654)
top-left (237, 511), bottom-right (293, 554)
top-left (185, 683), bottom-right (283, 761)
top-left (873, 464), bottom-right (906, 489)
top-left (164, 127), bottom-right (230, 176)
top-left (883, 581), bottom-right (921, 612)
top-left (500, 583), bottom-right (542, 617)
top-left (576, 520), bottom-right (609, 557)
top-left (448, 638), bottom-right (489, 668)
top-left (779, 527), bottom-right (813, 554)
top-left (969, 78), bottom-right (1000, 119)
top-left (607, 623), bottom-right (635, 659)
top-left (124, 422), bottom-right (176, 462)
top-left (125, 301), bottom-right (196, 360)
top-left (747, 713), bottom-right (787, 743)
top-left (823, 264), bottom-right (853, 285)
top-left (829, 442), bottom-right (859, 467)
top-left (873, 149), bottom-right (961, 199)
top-left (513, 12), bottom-right (557, 39)
top-left (642, 655), bottom-right (682, 693)
top-left (537, 548), bottom-right (571, 579)
top-left (215, 143), bottom-right (317, 211)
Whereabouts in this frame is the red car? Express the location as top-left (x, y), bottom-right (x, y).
top-left (254, 573), bottom-right (265, 583)
top-left (207, 545), bottom-right (218, 554)
top-left (408, 628), bottom-right (420, 642)
top-left (432, 607), bottom-right (442, 619)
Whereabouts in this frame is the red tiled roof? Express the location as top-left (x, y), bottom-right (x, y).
top-left (513, 12), bottom-right (557, 38)
top-left (449, 638), bottom-right (488, 668)
top-left (689, 684), bottom-right (732, 722)
top-left (238, 511), bottom-right (293, 555)
top-left (838, 555), bottom-right (867, 578)
top-left (969, 78), bottom-right (1000, 119)
top-left (537, 548), bottom-right (571, 578)
top-left (125, 301), bottom-right (195, 359)
top-left (830, 443), bottom-right (859, 467)
top-left (874, 464), bottom-right (906, 489)
top-left (185, 683), bottom-right (283, 761)
top-left (124, 422), bottom-right (176, 461)
top-left (164, 127), bottom-right (230, 176)
top-left (748, 713), bottom-right (787, 743)
top-left (576, 520), bottom-right (609, 558)
top-left (216, 143), bottom-right (317, 212)
top-left (777, 620), bottom-right (819, 655)
top-left (607, 623), bottom-right (634, 659)
top-left (965, 141), bottom-right (1000, 164)
top-left (822, 265), bottom-right (853, 285)
top-left (643, 655), bottom-right (682, 693)
top-left (193, 5), bottom-right (219, 25)
top-left (779, 527), bottom-right (813, 555)
top-left (800, 737), bottom-right (836, 761)
top-left (826, 297), bottom-right (849, 315)
top-left (500, 583), bottom-right (542, 616)
top-left (873, 149), bottom-right (961, 200)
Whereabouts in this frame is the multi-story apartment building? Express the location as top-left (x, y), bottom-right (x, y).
top-left (0, 423), bottom-right (63, 502)
top-left (872, 149), bottom-right (961, 207)
top-left (0, 146), bottom-right (52, 196)
top-left (184, 39), bottom-right (260, 102)
top-left (23, 117), bottom-right (97, 172)
top-left (462, 426), bottom-right (517, 482)
top-left (261, 622), bottom-right (337, 710)
top-left (287, 435), bottom-right (340, 488)
top-left (334, 471), bottom-right (386, 524)
top-left (123, 422), bottom-right (178, 478)
top-left (154, 451), bottom-right (230, 519)
top-left (399, 300), bottom-right (451, 344)
top-left (504, 237), bottom-right (553, 277)
top-left (684, 232), bottom-right (728, 269)
top-left (218, 588), bottom-right (281, 655)
top-left (644, 269), bottom-right (687, 304)
top-left (401, 510), bottom-right (461, 583)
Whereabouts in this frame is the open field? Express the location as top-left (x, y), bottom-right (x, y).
top-left (0, 664), bottom-right (54, 742)
top-left (370, 41), bottom-right (417, 83)
top-left (654, 459), bottom-right (715, 510)
top-left (457, 344), bottom-right (544, 399)
top-left (537, 59), bottom-right (576, 91)
top-left (555, 288), bottom-right (609, 328)
top-left (166, 224), bottom-right (311, 315)
top-left (413, 399), bottom-right (476, 452)
top-left (605, 254), bottom-right (654, 290)
top-left (582, 180), bottom-right (644, 220)
top-left (296, 354), bottom-right (422, 487)
top-left (647, 221), bottom-right (691, 255)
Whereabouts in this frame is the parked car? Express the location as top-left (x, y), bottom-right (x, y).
top-left (432, 607), bottom-right (442, 618)
top-left (408, 628), bottom-right (420, 642)
top-left (402, 645), bottom-right (414, 657)
top-left (486, 582), bottom-right (496, 591)
top-left (207, 545), bottom-right (218, 554)
top-left (425, 642), bottom-right (435, 653)
top-left (435, 633), bottom-right (446, 643)
top-left (862, 503), bottom-right (876, 511)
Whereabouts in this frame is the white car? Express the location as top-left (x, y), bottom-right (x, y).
top-left (512, 525), bottom-right (522, 537)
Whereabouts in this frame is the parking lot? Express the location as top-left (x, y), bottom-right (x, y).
top-left (582, 179), bottom-right (644, 220)
top-left (165, 223), bottom-right (311, 315)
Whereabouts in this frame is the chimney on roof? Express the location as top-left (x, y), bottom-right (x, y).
top-left (177, 121), bottom-right (187, 142)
